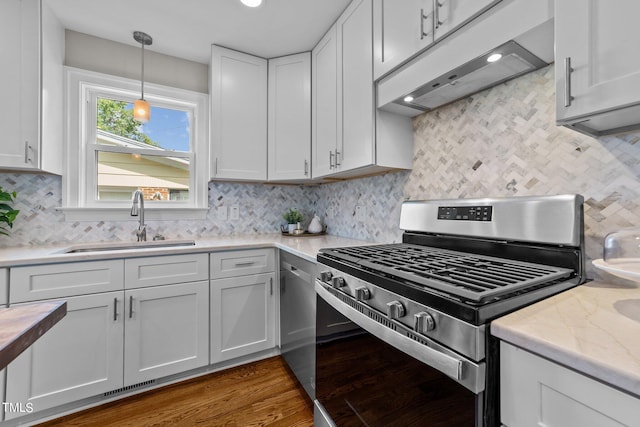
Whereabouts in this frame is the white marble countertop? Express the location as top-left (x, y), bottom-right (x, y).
top-left (0, 233), bottom-right (369, 267)
top-left (491, 279), bottom-right (640, 398)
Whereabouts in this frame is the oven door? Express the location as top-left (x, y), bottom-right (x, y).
top-left (315, 281), bottom-right (485, 427)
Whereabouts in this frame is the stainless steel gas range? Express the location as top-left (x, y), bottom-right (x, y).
top-left (314, 194), bottom-right (585, 427)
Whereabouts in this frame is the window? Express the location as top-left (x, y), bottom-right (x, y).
top-left (63, 68), bottom-right (209, 220)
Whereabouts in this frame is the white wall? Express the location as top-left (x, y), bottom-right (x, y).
top-left (64, 30), bottom-right (209, 94)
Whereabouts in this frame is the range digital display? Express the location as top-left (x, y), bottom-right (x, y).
top-left (437, 206), bottom-right (492, 221)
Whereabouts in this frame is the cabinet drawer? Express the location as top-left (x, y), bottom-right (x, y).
top-left (0, 268), bottom-right (7, 305)
top-left (125, 253), bottom-right (209, 289)
top-left (10, 260), bottom-right (124, 303)
top-left (210, 249), bottom-right (275, 279)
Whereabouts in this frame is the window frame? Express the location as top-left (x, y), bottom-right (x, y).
top-left (63, 67), bottom-right (209, 221)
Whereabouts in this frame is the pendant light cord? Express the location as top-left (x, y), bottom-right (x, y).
top-left (141, 40), bottom-right (145, 100)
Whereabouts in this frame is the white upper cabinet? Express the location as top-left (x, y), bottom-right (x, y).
top-left (373, 0), bottom-right (499, 80)
top-left (0, 0), bottom-right (63, 174)
top-left (267, 53), bottom-right (311, 181)
top-left (313, 0), bottom-right (414, 180)
top-left (210, 45), bottom-right (268, 181)
top-left (338, 0), bottom-right (375, 173)
top-left (373, 0), bottom-right (434, 80)
top-left (555, 0), bottom-right (640, 136)
top-left (312, 26), bottom-right (340, 179)
top-left (433, 0), bottom-right (499, 40)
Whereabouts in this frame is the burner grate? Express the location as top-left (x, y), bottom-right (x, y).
top-left (322, 244), bottom-right (573, 303)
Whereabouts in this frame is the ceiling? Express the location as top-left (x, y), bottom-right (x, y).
top-left (47, 0), bottom-right (351, 64)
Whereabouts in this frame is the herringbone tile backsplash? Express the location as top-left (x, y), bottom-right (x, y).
top-left (1, 64), bottom-right (639, 279)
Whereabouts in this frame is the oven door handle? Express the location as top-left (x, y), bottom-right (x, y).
top-left (316, 282), bottom-right (469, 386)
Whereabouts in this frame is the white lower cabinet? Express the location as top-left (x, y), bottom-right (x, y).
top-left (5, 292), bottom-right (124, 419)
top-left (124, 281), bottom-right (209, 385)
top-left (210, 273), bottom-right (276, 364)
top-left (5, 254), bottom-right (210, 421)
top-left (500, 342), bottom-right (640, 427)
top-left (6, 282), bottom-right (210, 419)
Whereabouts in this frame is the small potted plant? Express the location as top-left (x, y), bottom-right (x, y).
top-left (0, 187), bottom-right (19, 236)
top-left (283, 208), bottom-right (304, 234)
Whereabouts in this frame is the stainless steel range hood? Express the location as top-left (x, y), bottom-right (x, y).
top-left (397, 41), bottom-right (547, 113)
top-left (377, 0), bottom-right (554, 117)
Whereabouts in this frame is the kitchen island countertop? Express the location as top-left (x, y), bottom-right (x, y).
top-left (0, 301), bottom-right (67, 370)
top-left (491, 278), bottom-right (640, 398)
top-left (0, 233), bottom-right (370, 267)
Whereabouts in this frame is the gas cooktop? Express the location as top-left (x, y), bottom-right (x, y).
top-left (319, 243), bottom-right (573, 303)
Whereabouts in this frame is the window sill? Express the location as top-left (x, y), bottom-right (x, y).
top-left (59, 207), bottom-right (209, 222)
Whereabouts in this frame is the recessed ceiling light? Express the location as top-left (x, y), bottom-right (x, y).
top-left (487, 53), bottom-right (502, 63)
top-left (241, 0), bottom-right (262, 7)
top-left (403, 95), bottom-right (414, 103)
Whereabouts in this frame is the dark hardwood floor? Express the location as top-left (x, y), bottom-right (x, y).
top-left (38, 356), bottom-right (314, 427)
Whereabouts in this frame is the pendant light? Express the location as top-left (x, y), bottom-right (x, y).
top-left (133, 31), bottom-right (152, 123)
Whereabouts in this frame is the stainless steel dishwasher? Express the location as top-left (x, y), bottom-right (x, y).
top-left (279, 251), bottom-right (315, 399)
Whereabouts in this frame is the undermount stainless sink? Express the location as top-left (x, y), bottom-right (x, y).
top-left (58, 239), bottom-right (196, 254)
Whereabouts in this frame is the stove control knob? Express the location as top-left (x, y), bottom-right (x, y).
top-left (331, 277), bottom-right (346, 289)
top-left (320, 271), bottom-right (333, 282)
top-left (355, 286), bottom-right (371, 301)
top-left (414, 312), bottom-right (435, 333)
top-left (386, 301), bottom-right (405, 320)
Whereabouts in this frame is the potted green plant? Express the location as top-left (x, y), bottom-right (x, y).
top-left (283, 208), bottom-right (304, 234)
top-left (0, 187), bottom-right (19, 236)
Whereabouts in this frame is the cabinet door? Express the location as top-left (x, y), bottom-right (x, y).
top-left (337, 0), bottom-right (375, 172)
top-left (311, 26), bottom-right (339, 179)
top-left (124, 281), bottom-right (209, 386)
top-left (210, 273), bottom-right (276, 364)
top-left (211, 45), bottom-right (267, 181)
top-left (373, 0), bottom-right (434, 80)
top-left (500, 342), bottom-right (640, 427)
top-left (433, 0), bottom-right (498, 40)
top-left (268, 53), bottom-right (311, 181)
top-left (5, 293), bottom-right (124, 419)
top-left (0, 0), bottom-right (39, 170)
top-left (555, 0), bottom-right (640, 123)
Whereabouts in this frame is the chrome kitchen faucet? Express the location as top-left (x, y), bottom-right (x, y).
top-left (131, 190), bottom-right (147, 242)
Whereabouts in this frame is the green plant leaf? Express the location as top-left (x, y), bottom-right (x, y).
top-left (0, 187), bottom-right (19, 235)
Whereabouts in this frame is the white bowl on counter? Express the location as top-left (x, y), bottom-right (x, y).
top-left (592, 258), bottom-right (640, 282)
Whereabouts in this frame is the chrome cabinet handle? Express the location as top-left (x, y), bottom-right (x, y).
top-left (129, 295), bottom-right (134, 319)
top-left (334, 150), bottom-right (341, 167)
top-left (234, 261), bottom-right (255, 267)
top-left (329, 151), bottom-right (335, 169)
top-left (113, 297), bottom-right (119, 321)
top-left (214, 157), bottom-right (218, 176)
top-left (420, 8), bottom-right (431, 39)
top-left (564, 57), bottom-right (574, 108)
top-left (270, 277), bottom-right (273, 295)
top-left (24, 141), bottom-right (32, 164)
top-left (304, 159), bottom-right (309, 176)
top-left (434, 0), bottom-right (443, 29)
